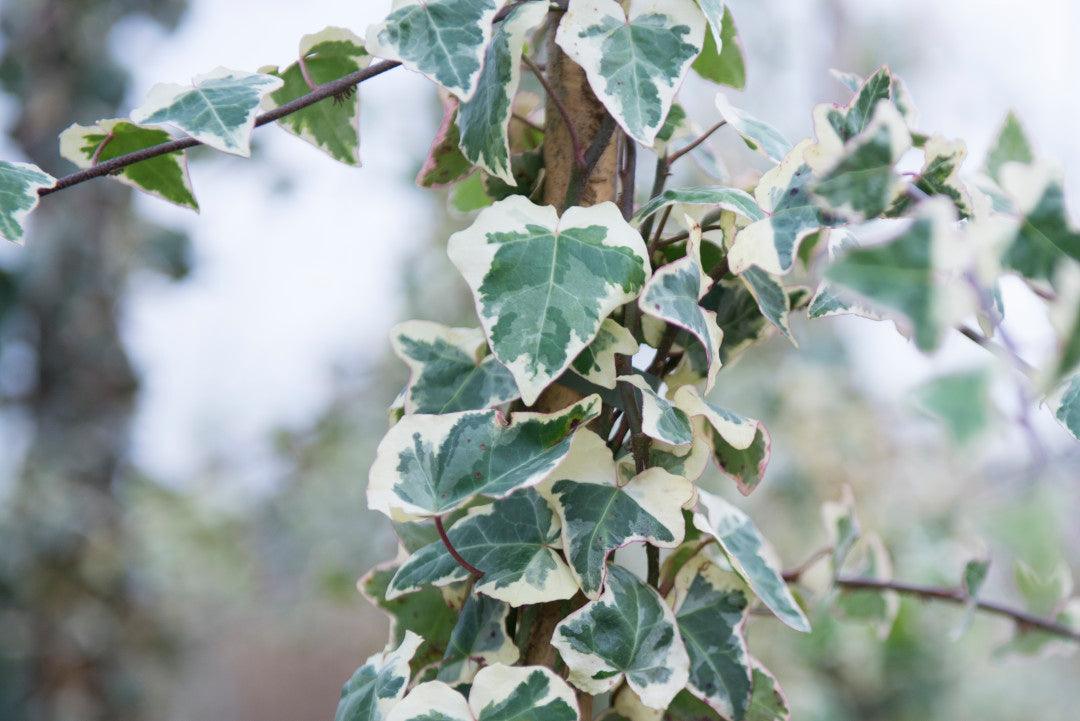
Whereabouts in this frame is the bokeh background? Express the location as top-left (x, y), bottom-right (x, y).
top-left (1, 0), bottom-right (1078, 719)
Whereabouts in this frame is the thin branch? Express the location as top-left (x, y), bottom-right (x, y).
top-left (618, 132), bottom-right (637, 221)
top-left (655, 222), bottom-right (725, 248)
top-left (666, 119), bottom-right (726, 166)
top-left (647, 205), bottom-right (674, 253)
top-left (89, 131), bottom-right (115, 166)
top-left (511, 112), bottom-right (543, 133)
top-left (297, 53), bottom-right (318, 92)
top-left (957, 325), bottom-right (1036, 378)
top-left (563, 113), bottom-right (618, 209)
top-left (522, 54), bottom-right (585, 168)
top-left (435, 515), bottom-right (484, 578)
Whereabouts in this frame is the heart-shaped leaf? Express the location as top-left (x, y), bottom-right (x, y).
top-left (998, 162), bottom-right (1080, 283)
top-left (386, 666), bottom-right (579, 721)
top-left (335, 632), bottom-right (423, 721)
top-left (438, 592), bottom-right (519, 684)
top-left (674, 386), bottom-right (771, 496)
top-left (570, 318), bottom-right (638, 389)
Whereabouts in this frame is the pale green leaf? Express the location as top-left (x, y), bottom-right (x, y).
top-left (451, 172), bottom-right (494, 213)
top-left (674, 386), bottom-right (771, 496)
top-left (570, 318), bottom-right (639, 389)
top-left (633, 186), bottom-right (763, 224)
top-left (391, 320), bottom-right (519, 414)
top-left (998, 162), bottom-right (1080, 283)
top-left (808, 228), bottom-right (885, 321)
top-left (130, 67), bottom-right (282, 156)
top-left (834, 534), bottom-right (898, 638)
top-left (556, 0), bottom-right (706, 145)
top-left (418, 97), bottom-right (473, 187)
top-left (691, 6), bottom-right (745, 89)
top-left (457, 1), bottom-right (547, 184)
top-left (543, 430), bottom-right (695, 598)
top-left (693, 489), bottom-right (810, 632)
top-left (361, 559), bottom-right (456, 671)
top-left (745, 665), bottom-right (790, 721)
top-left (821, 485), bottom-right (860, 573)
top-left (58, 119), bottom-right (198, 209)
top-left (553, 564), bottom-right (690, 709)
top-left (335, 631), bottom-right (423, 721)
top-left (913, 368), bottom-right (992, 444)
top-left (387, 488), bottom-right (578, 606)
top-left (367, 394), bottom-right (601, 517)
top-left (366, 0), bottom-right (501, 101)
top-left (438, 592), bottom-right (519, 684)
top-left (448, 196), bottom-right (650, 405)
top-left (714, 93), bottom-right (792, 164)
top-left (984, 111), bottom-right (1033, 183)
top-left (260, 28), bottom-right (369, 165)
top-left (0, 160), bottom-right (55, 244)
top-left (618, 375), bottom-right (694, 447)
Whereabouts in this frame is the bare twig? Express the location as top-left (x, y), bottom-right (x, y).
top-left (666, 119), bottom-right (726, 166)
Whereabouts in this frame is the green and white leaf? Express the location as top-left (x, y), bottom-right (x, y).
top-left (618, 375), bottom-right (694, 447)
top-left (367, 394), bottom-right (601, 517)
top-left (616, 436), bottom-right (713, 485)
top-left (448, 196), bottom-right (650, 405)
top-left (543, 430), bottom-right (695, 598)
top-left (808, 66), bottom-right (916, 156)
top-left (335, 631), bottom-right (423, 721)
top-left (1049, 373), bottom-right (1080, 441)
top-left (953, 556), bottom-right (991, 639)
top-left (130, 67), bottom-right (282, 156)
top-left (418, 97), bottom-right (473, 187)
top-left (366, 0), bottom-right (500, 101)
top-left (829, 68), bottom-right (863, 94)
top-left (833, 533), bottom-right (898, 639)
top-left (638, 221), bottom-right (724, 390)
top-left (0, 160), bottom-right (55, 244)
top-left (387, 665), bottom-right (579, 721)
top-left (457, 1), bottom-right (547, 183)
top-left (908, 135), bottom-right (973, 218)
top-left (808, 228), bottom-right (885, 321)
top-left (387, 488), bottom-right (578, 606)
top-left (553, 564), bottom-right (690, 709)
top-left (675, 386), bottom-right (771, 496)
top-left (1046, 264), bottom-right (1080, 386)
top-left (438, 593), bottom-right (519, 684)
top-left (697, 0), bottom-right (726, 49)
top-left (556, 0), bottom-right (706, 146)
top-left (699, 279), bottom-right (797, 364)
top-left (983, 111), bottom-right (1034, 184)
top-left (821, 485), bottom-right (860, 573)
top-left (693, 489), bottom-right (810, 632)
top-left (691, 5), bottom-right (745, 89)
top-left (667, 549), bottom-right (752, 720)
top-left (391, 320), bottom-right (519, 414)
top-left (913, 367), bottom-right (992, 444)
top-left (714, 93), bottom-right (792, 164)
top-left (633, 186), bottom-right (763, 224)
top-left (998, 161), bottom-right (1080, 283)
top-left (58, 119), bottom-right (198, 209)
top-left (745, 664), bottom-right (790, 721)
top-left (260, 28), bottom-right (369, 165)
top-left (739, 266), bottom-right (796, 344)
top-left (571, 318), bottom-right (639, 389)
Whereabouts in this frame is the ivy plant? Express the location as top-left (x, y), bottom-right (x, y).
top-left (4, 1), bottom-right (1079, 720)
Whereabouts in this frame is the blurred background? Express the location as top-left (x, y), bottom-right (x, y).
top-left (0, 0), bottom-right (1078, 719)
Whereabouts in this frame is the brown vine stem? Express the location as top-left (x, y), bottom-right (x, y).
top-left (665, 119), bottom-right (726, 166)
top-left (434, 515), bottom-right (484, 578)
top-left (522, 54), bottom-right (585, 169)
top-left (89, 131), bottom-right (115, 166)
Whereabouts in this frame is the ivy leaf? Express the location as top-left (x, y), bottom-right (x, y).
top-left (901, 135), bottom-right (973, 218)
top-left (438, 592), bottom-right (519, 684)
top-left (983, 111), bottom-right (1034, 183)
top-left (821, 485), bottom-right (860, 572)
top-left (700, 279), bottom-right (802, 363)
top-left (366, 0), bottom-right (500, 101)
top-left (556, 0), bottom-right (706, 146)
top-left (617, 437), bottom-right (713, 486)
top-left (633, 186), bottom-right (763, 224)
top-left (386, 665), bottom-right (579, 721)
top-left (809, 66), bottom-right (916, 151)
top-left (1047, 265), bottom-right (1080, 385)
top-left (448, 196), bottom-right (650, 405)
top-left (668, 549), bottom-right (753, 721)
top-left (418, 97), bottom-right (473, 187)
top-left (674, 386), bottom-right (771, 496)
top-left (691, 6), bottom-right (745, 89)
top-left (638, 221), bottom-right (724, 390)
top-left (457, 1), bottom-right (547, 184)
top-left (739, 266), bottom-right (796, 345)
top-left (260, 28), bottom-right (369, 165)
top-left (745, 665), bottom-right (791, 721)
top-left (913, 368), bottom-right (992, 444)
top-left (130, 67), bottom-right (282, 156)
top-left (391, 320), bottom-right (519, 414)
top-left (58, 119), bottom-right (198, 209)
top-left (367, 394), bottom-right (601, 517)
top-left (0, 160), bottom-right (55, 244)
top-left (543, 430), bottom-right (695, 598)
top-left (808, 228), bottom-right (885, 321)
top-left (998, 162), bottom-right (1080, 283)
top-left (714, 94), bottom-right (792, 164)
top-left (571, 318), bottom-right (639, 389)
top-left (618, 375), bottom-right (694, 447)
top-left (953, 557), bottom-right (992, 639)
top-left (834, 534), bottom-right (899, 638)
top-left (693, 490), bottom-right (810, 632)
top-left (335, 631), bottom-right (423, 721)
top-left (830, 68), bottom-right (863, 94)
top-left (387, 488), bottom-right (579, 606)
top-left (553, 564), bottom-right (690, 709)
top-left (1049, 373), bottom-right (1080, 441)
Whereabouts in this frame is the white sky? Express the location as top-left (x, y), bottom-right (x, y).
top-left (95, 0), bottom-right (1079, 491)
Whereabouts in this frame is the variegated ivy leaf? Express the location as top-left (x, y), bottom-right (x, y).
top-left (954, 557), bottom-right (991, 639)
top-left (1049, 374), bottom-right (1080, 441)
top-left (367, 394), bottom-right (601, 517)
top-left (571, 318), bottom-right (638, 389)
top-left (830, 68), bottom-right (863, 93)
top-left (998, 162), bottom-right (1080, 283)
top-left (984, 111), bottom-right (1034, 184)
top-left (745, 665), bottom-right (790, 721)
top-left (699, 278), bottom-right (803, 364)
top-left (808, 228), bottom-right (885, 321)
top-left (457, 1), bottom-right (547, 184)
top-left (634, 186), bottom-right (763, 225)
top-left (386, 665), bottom-right (579, 721)
top-left (0, 161), bottom-right (55, 244)
top-left (387, 488), bottom-right (578, 606)
top-left (418, 97), bottom-right (473, 187)
top-left (809, 66), bottom-right (917, 157)
top-left (694, 489), bottom-right (810, 632)
top-left (616, 436), bottom-right (712, 485)
top-left (391, 320), bottom-right (519, 414)
top-left (821, 485), bottom-right (860, 573)
top-left (834, 534), bottom-right (898, 639)
top-left (697, 0), bottom-right (726, 48)
top-left (637, 220), bottom-right (724, 390)
top-left (130, 67), bottom-right (282, 156)
top-left (1047, 264), bottom-right (1080, 386)
top-left (438, 592), bottom-right (519, 684)
top-left (913, 367), bottom-right (992, 444)
top-left (448, 196), bottom-right (650, 405)
top-left (667, 548), bottom-right (753, 721)
top-left (553, 564), bottom-right (690, 709)
top-left (260, 28), bottom-right (369, 165)
top-left (714, 94), bottom-right (792, 164)
top-left (691, 5), bottom-right (745, 89)
top-left (740, 266), bottom-right (796, 345)
top-left (903, 135), bottom-right (973, 218)
top-left (366, 0), bottom-right (500, 101)
top-left (543, 429), bottom-right (695, 598)
top-left (727, 140), bottom-right (833, 276)
top-left (674, 386), bottom-right (771, 496)
top-left (556, 0), bottom-right (706, 146)
top-left (618, 375), bottom-right (694, 447)
top-left (335, 631), bottom-right (423, 721)
top-left (58, 119), bottom-right (198, 209)
top-left (810, 101), bottom-right (912, 221)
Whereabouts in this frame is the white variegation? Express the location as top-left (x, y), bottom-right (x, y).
top-left (388, 665), bottom-right (579, 721)
top-left (808, 228), bottom-right (886, 321)
top-left (714, 93), bottom-right (792, 163)
top-left (335, 632), bottom-right (424, 721)
top-left (618, 375), bottom-right (694, 447)
top-left (570, 318), bottom-right (639, 389)
top-left (633, 186), bottom-right (763, 224)
top-left (0, 161), bottom-right (55, 244)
